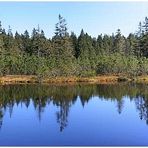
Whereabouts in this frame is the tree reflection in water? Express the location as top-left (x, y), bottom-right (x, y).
top-left (0, 83), bottom-right (147, 131)
top-left (56, 101), bottom-right (71, 132)
top-left (0, 102), bottom-right (4, 130)
top-left (135, 95), bottom-right (148, 124)
top-left (116, 99), bottom-right (124, 114)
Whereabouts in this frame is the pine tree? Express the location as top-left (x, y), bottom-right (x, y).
top-left (126, 33), bottom-right (137, 56)
top-left (21, 30), bottom-right (31, 54)
top-left (70, 32), bottom-right (78, 58)
top-left (136, 22), bottom-right (144, 57)
top-left (140, 17), bottom-right (148, 57)
top-left (52, 14), bottom-right (76, 76)
top-left (31, 27), bottom-right (40, 56)
top-left (114, 29), bottom-right (126, 54)
top-left (96, 34), bottom-right (104, 55)
top-left (0, 21), bottom-right (4, 54)
top-left (77, 30), bottom-right (97, 76)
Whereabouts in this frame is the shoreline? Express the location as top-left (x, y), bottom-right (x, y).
top-left (0, 75), bottom-right (147, 85)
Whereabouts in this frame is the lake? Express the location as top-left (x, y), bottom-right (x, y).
top-left (0, 83), bottom-right (148, 146)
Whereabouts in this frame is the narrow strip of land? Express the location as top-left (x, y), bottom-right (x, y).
top-left (0, 75), bottom-right (147, 85)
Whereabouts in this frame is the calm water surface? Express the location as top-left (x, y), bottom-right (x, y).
top-left (0, 83), bottom-right (148, 146)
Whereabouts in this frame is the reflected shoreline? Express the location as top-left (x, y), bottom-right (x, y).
top-left (0, 83), bottom-right (148, 131)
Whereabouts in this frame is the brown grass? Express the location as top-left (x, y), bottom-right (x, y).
top-left (0, 75), bottom-right (147, 85)
top-left (0, 75), bottom-right (37, 84)
top-left (0, 75), bottom-right (119, 85)
top-left (134, 75), bottom-right (148, 84)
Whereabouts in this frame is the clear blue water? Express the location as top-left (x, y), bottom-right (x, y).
top-left (0, 83), bottom-right (148, 146)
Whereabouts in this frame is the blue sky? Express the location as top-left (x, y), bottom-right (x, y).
top-left (0, 2), bottom-right (148, 38)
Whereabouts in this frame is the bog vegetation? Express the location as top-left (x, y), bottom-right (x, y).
top-left (0, 15), bottom-right (148, 78)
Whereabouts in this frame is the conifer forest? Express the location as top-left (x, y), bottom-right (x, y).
top-left (0, 15), bottom-right (148, 78)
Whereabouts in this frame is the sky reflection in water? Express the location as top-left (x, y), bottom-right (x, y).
top-left (0, 83), bottom-right (148, 146)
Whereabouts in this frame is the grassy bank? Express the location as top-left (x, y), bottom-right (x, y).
top-left (0, 75), bottom-right (147, 85)
top-left (0, 75), bottom-right (118, 84)
top-left (132, 76), bottom-right (148, 84)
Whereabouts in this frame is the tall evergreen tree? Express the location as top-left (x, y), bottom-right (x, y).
top-left (52, 14), bottom-right (76, 76)
top-left (70, 32), bottom-right (78, 58)
top-left (114, 29), bottom-right (126, 54)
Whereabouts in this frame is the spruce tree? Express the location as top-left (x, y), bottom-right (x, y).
top-left (52, 14), bottom-right (76, 76)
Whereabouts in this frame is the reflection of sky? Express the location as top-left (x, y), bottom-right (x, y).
top-left (0, 97), bottom-right (148, 146)
top-left (0, 2), bottom-right (148, 37)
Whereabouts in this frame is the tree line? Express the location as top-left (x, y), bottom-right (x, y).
top-left (0, 15), bottom-right (148, 77)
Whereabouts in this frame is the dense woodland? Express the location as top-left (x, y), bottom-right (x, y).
top-left (0, 15), bottom-right (148, 77)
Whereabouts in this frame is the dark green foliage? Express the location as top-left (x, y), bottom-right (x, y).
top-left (0, 15), bottom-right (147, 77)
top-left (51, 15), bottom-right (77, 76)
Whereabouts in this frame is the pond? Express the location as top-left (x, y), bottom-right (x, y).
top-left (0, 83), bottom-right (148, 146)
